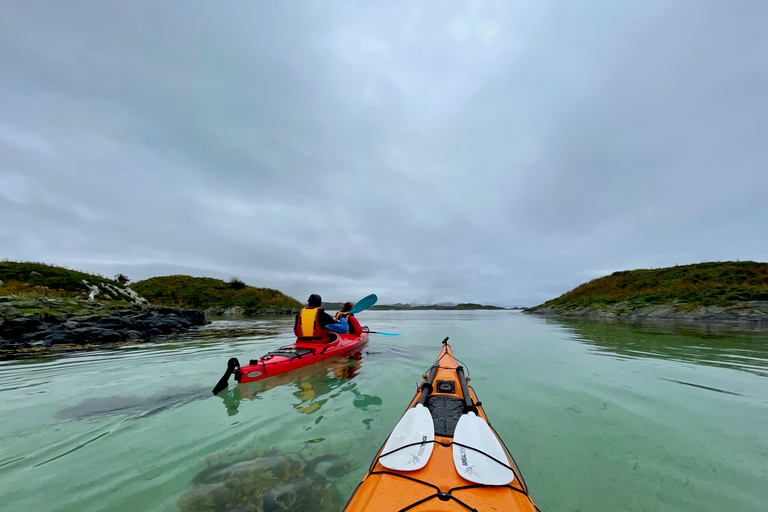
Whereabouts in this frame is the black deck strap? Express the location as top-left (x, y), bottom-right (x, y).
top-left (395, 492), bottom-right (479, 512)
top-left (377, 439), bottom-right (438, 462)
top-left (262, 346), bottom-right (316, 360)
top-left (451, 441), bottom-right (515, 474)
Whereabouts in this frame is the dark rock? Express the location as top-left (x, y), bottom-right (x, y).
top-left (181, 309), bottom-right (207, 325)
top-left (137, 317), bottom-right (185, 334)
top-left (20, 330), bottom-right (50, 342)
top-left (0, 315), bottom-right (47, 339)
top-left (44, 313), bottom-right (69, 324)
top-left (97, 316), bottom-right (137, 330)
top-left (145, 328), bottom-right (163, 338)
top-left (125, 330), bottom-right (143, 341)
top-left (69, 327), bottom-right (124, 345)
top-left (48, 331), bottom-right (78, 345)
top-left (158, 307), bottom-right (182, 317)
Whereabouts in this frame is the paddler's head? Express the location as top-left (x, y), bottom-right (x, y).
top-left (341, 302), bottom-right (354, 312)
top-left (308, 294), bottom-right (322, 308)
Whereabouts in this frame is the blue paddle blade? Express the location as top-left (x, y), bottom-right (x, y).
top-left (350, 294), bottom-right (377, 314)
top-left (372, 331), bottom-right (401, 336)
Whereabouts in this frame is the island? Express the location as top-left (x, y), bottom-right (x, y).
top-left (525, 261), bottom-right (768, 324)
top-left (0, 262), bottom-right (302, 357)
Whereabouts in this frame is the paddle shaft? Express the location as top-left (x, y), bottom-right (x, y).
top-left (415, 337), bottom-right (448, 406)
top-left (456, 365), bottom-right (478, 415)
top-left (417, 363), bottom-right (439, 406)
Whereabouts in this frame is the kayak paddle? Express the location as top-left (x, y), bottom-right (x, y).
top-left (378, 403), bottom-right (434, 471)
top-left (452, 412), bottom-right (516, 485)
top-left (366, 331), bottom-right (401, 336)
top-left (349, 294), bottom-right (377, 314)
top-left (452, 365), bottom-right (516, 485)
top-left (379, 342), bottom-right (443, 471)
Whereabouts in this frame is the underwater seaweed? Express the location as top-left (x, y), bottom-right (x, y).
top-left (179, 448), bottom-right (351, 512)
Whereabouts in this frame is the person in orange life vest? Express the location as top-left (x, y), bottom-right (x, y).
top-left (334, 302), bottom-right (362, 335)
top-left (293, 294), bottom-right (346, 342)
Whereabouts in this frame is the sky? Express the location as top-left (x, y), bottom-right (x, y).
top-left (1, 1), bottom-right (767, 307)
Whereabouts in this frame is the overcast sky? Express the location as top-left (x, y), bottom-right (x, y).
top-left (1, 1), bottom-right (767, 307)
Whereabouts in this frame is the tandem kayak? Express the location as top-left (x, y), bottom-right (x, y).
top-left (344, 338), bottom-right (539, 511)
top-left (212, 330), bottom-right (369, 394)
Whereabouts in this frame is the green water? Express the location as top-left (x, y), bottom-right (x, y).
top-left (1, 311), bottom-right (766, 511)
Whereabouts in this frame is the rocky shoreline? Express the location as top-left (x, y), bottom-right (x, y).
top-left (0, 296), bottom-right (209, 357)
top-left (525, 300), bottom-right (768, 325)
top-left (202, 305), bottom-right (299, 316)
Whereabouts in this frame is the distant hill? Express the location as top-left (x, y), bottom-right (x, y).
top-left (528, 261), bottom-right (768, 321)
top-left (0, 261), bottom-right (145, 303)
top-left (130, 275), bottom-right (302, 312)
top-left (370, 303), bottom-right (506, 310)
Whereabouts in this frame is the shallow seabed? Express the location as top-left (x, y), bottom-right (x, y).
top-left (0, 311), bottom-right (766, 511)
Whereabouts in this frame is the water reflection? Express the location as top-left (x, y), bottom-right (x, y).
top-left (548, 317), bottom-right (768, 377)
top-left (217, 352), bottom-right (382, 417)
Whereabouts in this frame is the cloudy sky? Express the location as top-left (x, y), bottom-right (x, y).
top-left (1, 1), bottom-right (767, 307)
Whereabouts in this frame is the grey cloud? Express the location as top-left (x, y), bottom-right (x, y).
top-left (2, 1), bottom-right (767, 307)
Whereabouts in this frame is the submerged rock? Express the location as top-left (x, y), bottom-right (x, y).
top-left (179, 448), bottom-right (351, 512)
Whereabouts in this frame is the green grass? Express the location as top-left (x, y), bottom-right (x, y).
top-left (129, 275), bottom-right (302, 311)
top-left (538, 261), bottom-right (768, 310)
top-left (0, 261), bottom-right (130, 299)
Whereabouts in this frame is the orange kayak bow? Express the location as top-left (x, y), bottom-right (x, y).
top-left (344, 338), bottom-right (539, 511)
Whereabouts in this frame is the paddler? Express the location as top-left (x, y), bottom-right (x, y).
top-left (293, 294), bottom-right (347, 342)
top-left (334, 302), bottom-right (362, 334)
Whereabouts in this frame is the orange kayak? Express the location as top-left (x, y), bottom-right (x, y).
top-left (344, 338), bottom-right (539, 511)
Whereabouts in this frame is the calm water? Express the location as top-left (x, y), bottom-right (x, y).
top-left (1, 311), bottom-right (767, 511)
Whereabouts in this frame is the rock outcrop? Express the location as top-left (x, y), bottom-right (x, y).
top-left (0, 296), bottom-right (209, 356)
top-left (203, 305), bottom-right (300, 316)
top-left (525, 300), bottom-right (768, 324)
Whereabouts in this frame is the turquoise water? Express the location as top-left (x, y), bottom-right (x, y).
top-left (1, 311), bottom-right (767, 511)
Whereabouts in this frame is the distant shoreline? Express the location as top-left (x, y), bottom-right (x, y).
top-left (323, 302), bottom-right (517, 311)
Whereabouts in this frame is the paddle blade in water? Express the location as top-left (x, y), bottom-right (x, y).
top-left (350, 294), bottom-right (377, 314)
top-left (453, 412), bottom-right (516, 485)
top-left (379, 404), bottom-right (434, 471)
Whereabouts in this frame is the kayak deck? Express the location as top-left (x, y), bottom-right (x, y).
top-left (344, 341), bottom-right (538, 511)
top-left (235, 331), bottom-right (369, 384)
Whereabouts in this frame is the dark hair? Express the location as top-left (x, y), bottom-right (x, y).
top-left (342, 302), bottom-right (354, 312)
top-left (308, 294), bottom-right (322, 307)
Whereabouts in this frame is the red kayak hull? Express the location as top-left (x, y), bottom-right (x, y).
top-left (235, 332), bottom-right (369, 384)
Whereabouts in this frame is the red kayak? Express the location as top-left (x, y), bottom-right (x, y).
top-left (212, 330), bottom-right (369, 393)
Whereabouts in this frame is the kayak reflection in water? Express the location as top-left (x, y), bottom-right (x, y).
top-left (216, 351), bottom-right (381, 416)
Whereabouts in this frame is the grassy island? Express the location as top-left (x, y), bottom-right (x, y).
top-left (130, 275), bottom-right (302, 313)
top-left (528, 261), bottom-right (768, 322)
top-left (0, 261), bottom-right (140, 302)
